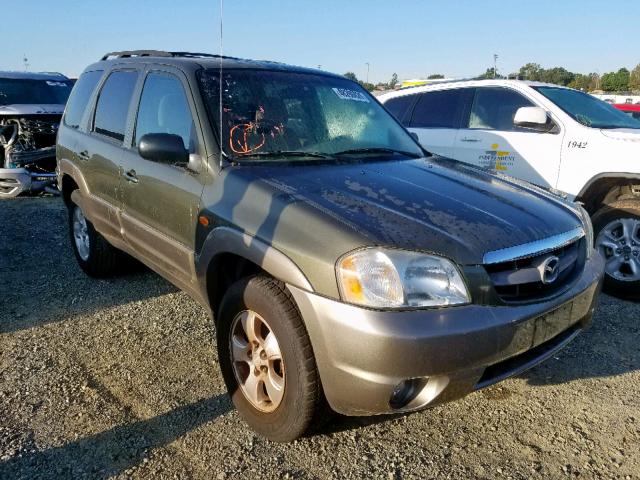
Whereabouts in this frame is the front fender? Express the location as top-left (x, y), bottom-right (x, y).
top-left (195, 226), bottom-right (314, 303)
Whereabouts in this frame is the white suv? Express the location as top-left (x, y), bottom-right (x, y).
top-left (380, 80), bottom-right (640, 295)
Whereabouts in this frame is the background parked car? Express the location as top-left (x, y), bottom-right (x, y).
top-left (0, 71), bottom-right (73, 198)
top-left (380, 80), bottom-right (640, 295)
top-left (614, 103), bottom-right (640, 120)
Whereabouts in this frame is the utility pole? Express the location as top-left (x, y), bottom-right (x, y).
top-left (493, 54), bottom-right (498, 79)
top-left (365, 62), bottom-right (370, 84)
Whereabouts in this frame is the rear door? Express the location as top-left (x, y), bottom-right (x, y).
top-left (406, 88), bottom-right (472, 158)
top-left (119, 67), bottom-right (205, 283)
top-left (453, 86), bottom-right (564, 188)
top-left (81, 68), bottom-right (140, 239)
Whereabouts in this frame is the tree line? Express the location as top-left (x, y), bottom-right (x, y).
top-left (478, 62), bottom-right (640, 93)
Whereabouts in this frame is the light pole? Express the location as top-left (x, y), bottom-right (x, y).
top-left (493, 54), bottom-right (498, 79)
top-left (365, 62), bottom-right (370, 84)
top-left (23, 55), bottom-right (29, 71)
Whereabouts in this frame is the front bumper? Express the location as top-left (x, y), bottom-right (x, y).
top-left (0, 168), bottom-right (56, 198)
top-left (287, 251), bottom-right (604, 416)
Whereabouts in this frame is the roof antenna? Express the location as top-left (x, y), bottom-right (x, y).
top-left (218, 0), bottom-right (224, 170)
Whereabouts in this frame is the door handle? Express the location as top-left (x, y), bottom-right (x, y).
top-left (460, 137), bottom-right (481, 143)
top-left (78, 150), bottom-right (90, 161)
top-left (123, 169), bottom-right (139, 184)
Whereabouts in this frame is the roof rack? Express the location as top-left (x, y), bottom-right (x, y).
top-left (101, 50), bottom-right (240, 61)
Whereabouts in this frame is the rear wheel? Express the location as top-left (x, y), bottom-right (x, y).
top-left (593, 200), bottom-right (640, 297)
top-left (217, 275), bottom-right (322, 441)
top-left (69, 202), bottom-right (121, 277)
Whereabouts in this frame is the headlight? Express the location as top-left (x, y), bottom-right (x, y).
top-left (337, 248), bottom-right (470, 308)
top-left (576, 204), bottom-right (594, 258)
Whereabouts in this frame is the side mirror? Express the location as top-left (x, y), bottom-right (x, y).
top-left (138, 133), bottom-right (189, 165)
top-left (410, 131), bottom-right (420, 142)
top-left (513, 106), bottom-right (550, 131)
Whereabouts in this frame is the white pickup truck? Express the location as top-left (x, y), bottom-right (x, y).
top-left (379, 80), bottom-right (640, 294)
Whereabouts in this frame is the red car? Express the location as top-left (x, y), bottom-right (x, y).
top-left (613, 103), bottom-right (640, 120)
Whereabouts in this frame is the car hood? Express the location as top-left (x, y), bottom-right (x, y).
top-left (0, 104), bottom-right (65, 116)
top-left (244, 157), bottom-right (582, 265)
top-left (600, 128), bottom-right (640, 142)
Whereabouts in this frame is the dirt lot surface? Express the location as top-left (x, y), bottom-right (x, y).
top-left (1, 197), bottom-right (639, 479)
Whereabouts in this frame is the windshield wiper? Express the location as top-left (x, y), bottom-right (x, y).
top-left (236, 150), bottom-right (334, 160)
top-left (333, 147), bottom-right (422, 158)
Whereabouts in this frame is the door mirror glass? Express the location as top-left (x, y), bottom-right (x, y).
top-left (513, 106), bottom-right (549, 131)
top-left (138, 133), bottom-right (189, 165)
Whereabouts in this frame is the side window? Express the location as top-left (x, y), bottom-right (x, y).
top-left (409, 89), bottom-right (466, 129)
top-left (63, 70), bottom-right (103, 129)
top-left (468, 87), bottom-right (534, 131)
top-left (134, 73), bottom-right (195, 153)
top-left (93, 70), bottom-right (138, 142)
top-left (384, 95), bottom-right (415, 126)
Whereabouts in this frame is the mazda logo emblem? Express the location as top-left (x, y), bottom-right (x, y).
top-left (541, 255), bottom-right (560, 284)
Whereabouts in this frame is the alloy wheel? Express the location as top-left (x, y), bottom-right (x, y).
top-left (230, 309), bottom-right (285, 412)
top-left (73, 207), bottom-right (90, 261)
top-left (596, 217), bottom-right (640, 282)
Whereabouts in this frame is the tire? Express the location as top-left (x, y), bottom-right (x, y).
top-left (592, 199), bottom-right (640, 297)
top-left (217, 275), bottom-right (322, 442)
top-left (68, 201), bottom-right (121, 278)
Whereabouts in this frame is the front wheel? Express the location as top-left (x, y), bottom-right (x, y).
top-left (593, 200), bottom-right (640, 297)
top-left (217, 275), bottom-right (322, 442)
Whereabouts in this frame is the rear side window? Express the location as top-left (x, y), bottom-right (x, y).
top-left (63, 70), bottom-right (103, 128)
top-left (384, 94), bottom-right (415, 126)
top-left (134, 73), bottom-right (196, 152)
top-left (468, 87), bottom-right (534, 131)
top-left (409, 89), bottom-right (467, 129)
top-left (93, 71), bottom-right (138, 142)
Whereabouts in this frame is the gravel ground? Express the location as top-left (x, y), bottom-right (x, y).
top-left (1, 197), bottom-right (639, 480)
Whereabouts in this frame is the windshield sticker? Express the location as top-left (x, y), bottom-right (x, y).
top-left (332, 87), bottom-right (370, 103)
top-left (46, 81), bottom-right (68, 87)
top-left (478, 143), bottom-right (515, 171)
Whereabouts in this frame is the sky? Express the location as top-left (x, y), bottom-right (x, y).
top-left (3, 0), bottom-right (639, 83)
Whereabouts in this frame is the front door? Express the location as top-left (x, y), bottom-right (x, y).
top-left (453, 86), bottom-right (565, 189)
top-left (119, 68), bottom-right (205, 283)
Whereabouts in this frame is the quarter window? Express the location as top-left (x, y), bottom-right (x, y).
top-left (134, 73), bottom-right (195, 152)
top-left (409, 89), bottom-right (467, 129)
top-left (384, 94), bottom-right (415, 126)
top-left (468, 87), bottom-right (534, 131)
top-left (64, 70), bottom-right (103, 129)
top-left (93, 71), bottom-right (138, 142)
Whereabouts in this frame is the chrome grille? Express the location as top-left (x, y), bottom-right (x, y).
top-left (484, 229), bottom-right (585, 303)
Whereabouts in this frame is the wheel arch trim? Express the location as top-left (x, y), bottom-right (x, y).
top-left (58, 158), bottom-right (91, 197)
top-left (576, 172), bottom-right (640, 201)
top-left (196, 226), bottom-right (314, 303)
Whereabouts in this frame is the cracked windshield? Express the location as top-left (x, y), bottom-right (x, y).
top-left (198, 69), bottom-right (422, 161)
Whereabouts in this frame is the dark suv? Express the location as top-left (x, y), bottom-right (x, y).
top-left (57, 51), bottom-right (604, 441)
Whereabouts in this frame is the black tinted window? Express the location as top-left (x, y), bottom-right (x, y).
top-left (384, 94), bottom-right (415, 125)
top-left (468, 87), bottom-right (534, 131)
top-left (0, 78), bottom-right (73, 106)
top-left (63, 71), bottom-right (103, 129)
top-left (134, 73), bottom-right (195, 151)
top-left (410, 89), bottom-right (466, 128)
top-left (94, 71), bottom-right (138, 142)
